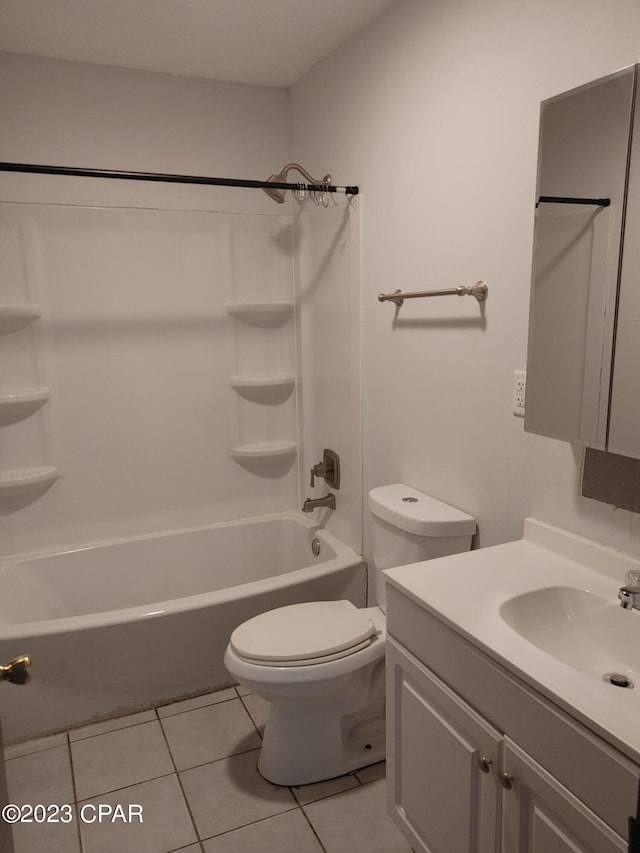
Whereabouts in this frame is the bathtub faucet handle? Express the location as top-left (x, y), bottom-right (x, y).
top-left (310, 462), bottom-right (326, 487)
top-left (309, 449), bottom-right (341, 489)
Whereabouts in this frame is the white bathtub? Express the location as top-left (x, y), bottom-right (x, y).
top-left (0, 512), bottom-right (365, 742)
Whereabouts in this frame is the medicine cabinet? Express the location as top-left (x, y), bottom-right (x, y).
top-left (526, 63), bottom-right (640, 458)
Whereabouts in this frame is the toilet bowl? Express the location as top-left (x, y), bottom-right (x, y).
top-left (224, 484), bottom-right (476, 786)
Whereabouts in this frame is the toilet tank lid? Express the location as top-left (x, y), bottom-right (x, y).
top-left (368, 483), bottom-right (476, 537)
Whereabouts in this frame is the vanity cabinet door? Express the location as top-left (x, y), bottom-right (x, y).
top-left (386, 640), bottom-right (501, 853)
top-left (500, 738), bottom-right (626, 853)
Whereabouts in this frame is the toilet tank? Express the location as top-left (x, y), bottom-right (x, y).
top-left (368, 483), bottom-right (476, 611)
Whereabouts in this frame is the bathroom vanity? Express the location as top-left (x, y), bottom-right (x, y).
top-left (384, 519), bottom-right (640, 852)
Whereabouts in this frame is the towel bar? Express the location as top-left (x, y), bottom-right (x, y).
top-left (378, 280), bottom-right (488, 307)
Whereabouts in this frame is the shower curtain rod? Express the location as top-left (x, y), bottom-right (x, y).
top-left (0, 161), bottom-right (359, 196)
top-left (536, 195), bottom-right (610, 207)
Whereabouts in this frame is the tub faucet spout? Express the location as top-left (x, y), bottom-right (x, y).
top-left (619, 585), bottom-right (640, 610)
top-left (302, 493), bottom-right (336, 512)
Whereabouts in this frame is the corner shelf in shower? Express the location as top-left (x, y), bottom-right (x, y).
top-left (225, 301), bottom-right (293, 325)
top-left (0, 304), bottom-right (41, 333)
top-left (231, 440), bottom-right (297, 460)
top-left (0, 387), bottom-right (50, 423)
top-left (229, 373), bottom-right (295, 391)
top-left (0, 466), bottom-right (60, 495)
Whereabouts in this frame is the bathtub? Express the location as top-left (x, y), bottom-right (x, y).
top-left (0, 511), bottom-right (365, 742)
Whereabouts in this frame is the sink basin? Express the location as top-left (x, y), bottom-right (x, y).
top-left (499, 586), bottom-right (640, 682)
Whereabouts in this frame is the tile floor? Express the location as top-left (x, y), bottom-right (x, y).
top-left (3, 686), bottom-right (412, 853)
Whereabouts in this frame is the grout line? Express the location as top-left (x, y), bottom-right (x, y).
top-left (68, 714), bottom-right (159, 744)
top-left (75, 769), bottom-right (177, 804)
top-left (299, 803), bottom-right (329, 853)
top-left (156, 694), bottom-right (237, 720)
top-left (155, 716), bottom-right (203, 848)
top-left (66, 732), bottom-right (85, 853)
top-left (237, 694), bottom-right (264, 741)
top-left (197, 805), bottom-right (300, 846)
top-left (169, 744), bottom-right (264, 776)
top-left (4, 736), bottom-right (68, 761)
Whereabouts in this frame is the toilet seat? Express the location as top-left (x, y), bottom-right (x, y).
top-left (229, 600), bottom-right (379, 667)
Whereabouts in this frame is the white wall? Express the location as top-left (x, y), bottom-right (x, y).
top-left (291, 0), bottom-right (640, 558)
top-left (0, 52), bottom-right (289, 213)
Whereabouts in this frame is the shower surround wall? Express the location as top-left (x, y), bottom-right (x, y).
top-left (0, 52), bottom-right (362, 558)
top-left (0, 205), bottom-right (296, 553)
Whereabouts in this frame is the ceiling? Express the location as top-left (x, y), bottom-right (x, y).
top-left (0, 0), bottom-right (398, 87)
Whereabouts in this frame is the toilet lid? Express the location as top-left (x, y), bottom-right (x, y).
top-left (230, 600), bottom-right (378, 664)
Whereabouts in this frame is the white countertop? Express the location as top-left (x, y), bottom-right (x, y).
top-left (384, 518), bottom-right (640, 764)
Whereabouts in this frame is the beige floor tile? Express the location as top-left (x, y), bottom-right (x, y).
top-left (158, 688), bottom-right (238, 718)
top-left (6, 749), bottom-right (79, 853)
top-left (4, 731), bottom-right (68, 760)
top-left (180, 748), bottom-right (296, 840)
top-left (6, 744), bottom-right (74, 805)
top-left (69, 709), bottom-right (158, 742)
top-left (292, 772), bottom-right (360, 806)
top-left (355, 760), bottom-right (386, 784)
top-left (71, 720), bottom-right (174, 800)
top-left (202, 808), bottom-right (323, 852)
top-left (303, 777), bottom-right (412, 853)
top-left (79, 774), bottom-right (197, 853)
top-left (239, 692), bottom-right (269, 736)
top-left (161, 698), bottom-right (261, 771)
top-left (10, 806), bottom-right (81, 853)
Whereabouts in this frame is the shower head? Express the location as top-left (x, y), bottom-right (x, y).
top-left (261, 163), bottom-right (332, 204)
top-left (262, 173), bottom-right (288, 204)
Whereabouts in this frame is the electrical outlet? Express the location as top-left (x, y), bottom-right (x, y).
top-left (513, 370), bottom-right (526, 417)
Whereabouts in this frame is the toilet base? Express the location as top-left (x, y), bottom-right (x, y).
top-left (258, 700), bottom-right (386, 786)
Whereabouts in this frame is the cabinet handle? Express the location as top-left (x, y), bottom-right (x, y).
top-left (477, 756), bottom-right (492, 774)
top-left (500, 771), bottom-right (514, 790)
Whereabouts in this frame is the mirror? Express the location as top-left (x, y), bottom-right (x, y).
top-left (608, 69), bottom-right (640, 458)
top-left (526, 65), bottom-right (636, 451)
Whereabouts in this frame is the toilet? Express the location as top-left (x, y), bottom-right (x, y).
top-left (224, 483), bottom-right (476, 786)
